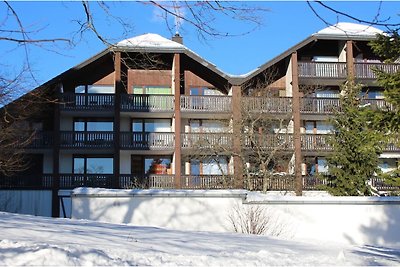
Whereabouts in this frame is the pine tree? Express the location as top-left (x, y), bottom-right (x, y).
top-left (369, 31), bottom-right (400, 186)
top-left (325, 81), bottom-right (386, 196)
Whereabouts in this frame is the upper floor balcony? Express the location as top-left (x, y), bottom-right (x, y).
top-left (180, 95), bottom-right (232, 118)
top-left (242, 97), bottom-right (292, 114)
top-left (300, 97), bottom-right (394, 116)
top-left (298, 61), bottom-right (400, 81)
top-left (120, 94), bottom-right (174, 114)
top-left (60, 93), bottom-right (114, 112)
top-left (25, 131), bottom-right (53, 149)
top-left (120, 132), bottom-right (175, 151)
top-left (60, 131), bottom-right (114, 150)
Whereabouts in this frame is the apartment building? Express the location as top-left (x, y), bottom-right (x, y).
top-left (1, 23), bottom-right (399, 216)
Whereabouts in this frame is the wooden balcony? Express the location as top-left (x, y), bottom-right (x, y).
top-left (300, 97), bottom-right (394, 114)
top-left (181, 132), bottom-right (232, 150)
top-left (243, 97), bottom-right (292, 113)
top-left (27, 131), bottom-right (54, 149)
top-left (148, 174), bottom-right (175, 188)
top-left (59, 174), bottom-right (114, 189)
top-left (355, 62), bottom-right (400, 79)
top-left (181, 175), bottom-right (234, 189)
top-left (301, 134), bottom-right (332, 151)
top-left (298, 62), bottom-right (347, 79)
top-left (120, 132), bottom-right (175, 150)
top-left (120, 94), bottom-right (174, 112)
top-left (61, 93), bottom-right (114, 111)
top-left (300, 98), bottom-right (340, 114)
top-left (180, 96), bottom-right (232, 114)
top-left (60, 131), bottom-right (114, 149)
top-left (245, 134), bottom-right (294, 150)
top-left (0, 174), bottom-right (53, 189)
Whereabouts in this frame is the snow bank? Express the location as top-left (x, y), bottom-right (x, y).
top-left (1, 212), bottom-right (399, 266)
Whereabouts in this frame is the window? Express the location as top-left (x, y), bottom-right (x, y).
top-left (189, 157), bottom-right (228, 175)
top-left (74, 119), bottom-right (113, 132)
top-left (132, 119), bottom-right (171, 132)
top-left (73, 156), bottom-right (113, 174)
top-left (75, 85), bottom-right (115, 94)
top-left (132, 86), bottom-right (172, 95)
top-left (189, 119), bottom-right (229, 132)
top-left (145, 157), bottom-right (172, 175)
top-left (190, 87), bottom-right (223, 96)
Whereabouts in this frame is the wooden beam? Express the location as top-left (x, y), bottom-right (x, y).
top-left (291, 52), bottom-right (303, 196)
top-left (173, 53), bottom-right (182, 189)
top-left (346, 40), bottom-right (355, 80)
top-left (113, 52), bottom-right (122, 188)
top-left (232, 85), bottom-right (243, 189)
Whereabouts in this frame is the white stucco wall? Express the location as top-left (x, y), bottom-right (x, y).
top-left (71, 189), bottom-right (400, 246)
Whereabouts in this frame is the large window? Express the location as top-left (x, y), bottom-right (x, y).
top-left (75, 85), bottom-right (115, 94)
top-left (189, 157), bottom-right (228, 175)
top-left (132, 119), bottom-right (171, 132)
top-left (189, 119), bottom-right (228, 133)
top-left (73, 156), bottom-right (113, 174)
top-left (131, 156), bottom-right (172, 176)
top-left (132, 86), bottom-right (172, 95)
top-left (190, 87), bottom-right (223, 96)
top-left (74, 119), bottom-right (113, 132)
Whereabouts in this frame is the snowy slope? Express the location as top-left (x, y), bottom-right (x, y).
top-left (0, 212), bottom-right (399, 266)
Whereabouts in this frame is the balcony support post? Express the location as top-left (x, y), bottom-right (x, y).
top-left (51, 84), bottom-right (61, 217)
top-left (346, 40), bottom-right (355, 80)
top-left (291, 52), bottom-right (303, 196)
top-left (232, 85), bottom-right (243, 189)
top-left (113, 51), bottom-right (124, 188)
top-left (173, 53), bottom-right (182, 188)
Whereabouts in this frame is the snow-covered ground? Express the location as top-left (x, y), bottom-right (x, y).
top-left (0, 212), bottom-right (399, 266)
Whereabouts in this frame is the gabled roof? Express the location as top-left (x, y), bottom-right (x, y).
top-left (116, 33), bottom-right (185, 50)
top-left (241, 22), bottom-right (385, 82)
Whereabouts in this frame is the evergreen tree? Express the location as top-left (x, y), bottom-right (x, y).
top-left (370, 31), bottom-right (400, 186)
top-left (325, 81), bottom-right (386, 196)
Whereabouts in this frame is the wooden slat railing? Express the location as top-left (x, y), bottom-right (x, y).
top-left (180, 96), bottom-right (232, 113)
top-left (61, 93), bottom-right (114, 111)
top-left (243, 97), bottom-right (292, 113)
top-left (60, 131), bottom-right (114, 149)
top-left (301, 134), bottom-right (332, 151)
top-left (59, 174), bottom-right (114, 188)
top-left (298, 62), bottom-right (347, 78)
top-left (245, 175), bottom-right (296, 191)
top-left (120, 94), bottom-right (174, 112)
top-left (181, 132), bottom-right (232, 149)
top-left (182, 175), bottom-right (234, 189)
top-left (300, 97), bottom-right (341, 114)
top-left (355, 62), bottom-right (400, 79)
top-left (120, 132), bottom-right (175, 150)
top-left (27, 131), bottom-right (53, 149)
top-left (0, 174), bottom-right (53, 189)
top-left (245, 134), bottom-right (294, 150)
top-left (148, 174), bottom-right (175, 188)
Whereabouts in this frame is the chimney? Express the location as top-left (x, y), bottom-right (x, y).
top-left (172, 32), bottom-right (183, 44)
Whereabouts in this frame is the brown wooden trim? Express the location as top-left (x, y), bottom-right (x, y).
top-left (51, 85), bottom-right (61, 217)
top-left (113, 52), bottom-right (122, 188)
top-left (173, 53), bottom-right (182, 188)
top-left (232, 85), bottom-right (243, 189)
top-left (291, 52), bottom-right (303, 196)
top-left (346, 40), bottom-right (355, 79)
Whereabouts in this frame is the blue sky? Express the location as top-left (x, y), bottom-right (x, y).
top-left (2, 1), bottom-right (400, 86)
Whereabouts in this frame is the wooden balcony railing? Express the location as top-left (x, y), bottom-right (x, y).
top-left (59, 174), bottom-right (114, 189)
top-left (182, 175), bottom-right (234, 189)
top-left (120, 94), bottom-right (174, 112)
top-left (180, 95), bottom-right (232, 113)
top-left (298, 62), bottom-right (347, 78)
top-left (245, 174), bottom-right (296, 191)
top-left (120, 132), bottom-right (175, 150)
top-left (0, 174), bottom-right (53, 189)
top-left (300, 97), bottom-right (341, 114)
top-left (355, 62), bottom-right (400, 79)
top-left (301, 134), bottom-right (332, 151)
top-left (243, 97), bottom-right (292, 113)
top-left (181, 132), bottom-right (232, 149)
top-left (148, 174), bottom-right (175, 188)
top-left (61, 93), bottom-right (114, 111)
top-left (60, 131), bottom-right (114, 149)
top-left (360, 98), bottom-right (394, 111)
top-left (245, 134), bottom-right (294, 150)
